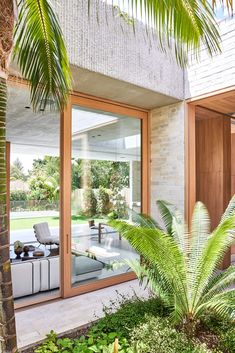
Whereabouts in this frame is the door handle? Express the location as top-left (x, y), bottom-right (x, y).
top-left (66, 234), bottom-right (69, 254)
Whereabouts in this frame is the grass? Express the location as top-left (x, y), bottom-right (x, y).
top-left (10, 215), bottom-right (107, 231)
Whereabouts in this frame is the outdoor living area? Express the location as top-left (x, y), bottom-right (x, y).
top-left (7, 83), bottom-right (143, 306)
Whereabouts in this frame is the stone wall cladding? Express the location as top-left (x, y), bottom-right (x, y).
top-left (186, 17), bottom-right (235, 98)
top-left (150, 102), bottom-right (185, 220)
top-left (53, 0), bottom-right (184, 100)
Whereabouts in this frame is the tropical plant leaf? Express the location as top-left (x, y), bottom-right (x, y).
top-left (156, 200), bottom-right (175, 235)
top-left (220, 194), bottom-right (235, 223)
top-left (109, 219), bottom-right (189, 322)
top-left (13, 0), bottom-right (71, 111)
top-left (191, 215), bottom-right (235, 311)
top-left (129, 208), bottom-right (162, 230)
top-left (106, 0), bottom-right (224, 66)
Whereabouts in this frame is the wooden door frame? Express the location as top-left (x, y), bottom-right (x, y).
top-left (185, 103), bottom-right (196, 226)
top-left (60, 92), bottom-right (150, 298)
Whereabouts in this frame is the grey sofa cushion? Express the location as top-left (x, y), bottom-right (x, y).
top-left (72, 255), bottom-right (104, 276)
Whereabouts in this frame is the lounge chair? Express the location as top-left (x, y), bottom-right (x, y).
top-left (33, 222), bottom-right (59, 247)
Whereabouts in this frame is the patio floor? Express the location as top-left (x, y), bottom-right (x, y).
top-left (16, 279), bottom-right (148, 350)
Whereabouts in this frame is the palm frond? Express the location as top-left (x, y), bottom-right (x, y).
top-left (156, 200), bottom-right (175, 234)
top-left (220, 194), bottom-right (235, 223)
top-left (202, 265), bottom-right (235, 302)
top-left (188, 202), bottom-right (210, 296)
top-left (157, 200), bottom-right (188, 252)
top-left (108, 0), bottom-right (222, 66)
top-left (191, 215), bottom-right (235, 310)
top-left (129, 209), bottom-right (162, 230)
top-left (109, 219), bottom-right (189, 321)
top-left (197, 289), bottom-right (235, 321)
top-left (13, 0), bottom-right (71, 111)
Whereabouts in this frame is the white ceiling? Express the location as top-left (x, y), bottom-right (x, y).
top-left (6, 85), bottom-right (141, 162)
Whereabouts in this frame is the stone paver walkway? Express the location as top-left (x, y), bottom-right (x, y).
top-left (16, 279), bottom-right (147, 349)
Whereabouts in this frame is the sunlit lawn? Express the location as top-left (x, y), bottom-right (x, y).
top-left (10, 215), bottom-right (107, 231)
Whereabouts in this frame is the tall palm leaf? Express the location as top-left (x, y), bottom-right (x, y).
top-left (109, 198), bottom-right (235, 333)
top-left (13, 0), bottom-right (71, 110)
top-left (0, 1), bottom-right (71, 351)
top-left (106, 0), bottom-right (233, 65)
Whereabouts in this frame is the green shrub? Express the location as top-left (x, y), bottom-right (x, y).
top-left (34, 330), bottom-right (132, 353)
top-left (10, 190), bottom-right (28, 201)
top-left (217, 328), bottom-right (235, 353)
top-left (82, 188), bottom-right (97, 217)
top-left (97, 187), bottom-right (111, 215)
top-left (130, 315), bottom-right (211, 353)
top-left (90, 294), bottom-right (168, 339)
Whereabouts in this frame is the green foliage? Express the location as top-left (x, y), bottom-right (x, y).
top-left (71, 159), bottom-right (129, 190)
top-left (97, 187), bottom-right (111, 215)
top-left (34, 330), bottom-right (132, 353)
top-left (83, 188), bottom-right (97, 217)
top-left (10, 158), bottom-right (27, 181)
top-left (30, 157), bottom-right (60, 183)
top-left (91, 294), bottom-right (168, 339)
top-left (110, 162), bottom-right (128, 219)
top-left (28, 175), bottom-right (59, 201)
top-left (130, 315), bottom-right (210, 353)
top-left (13, 0), bottom-right (71, 111)
top-left (108, 0), bottom-right (227, 66)
top-left (217, 328), bottom-right (235, 353)
top-left (35, 295), bottom-right (231, 353)
top-left (10, 190), bottom-right (28, 201)
top-left (109, 197), bottom-right (235, 331)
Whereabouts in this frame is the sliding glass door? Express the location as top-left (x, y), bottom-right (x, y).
top-left (71, 106), bottom-right (141, 287)
top-left (61, 95), bottom-right (148, 297)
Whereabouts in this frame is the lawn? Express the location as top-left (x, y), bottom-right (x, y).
top-left (10, 215), bottom-right (107, 231)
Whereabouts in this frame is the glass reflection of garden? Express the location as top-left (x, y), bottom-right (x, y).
top-left (10, 155), bottom-right (134, 243)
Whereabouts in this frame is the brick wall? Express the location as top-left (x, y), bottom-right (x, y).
top-left (53, 0), bottom-right (184, 100)
top-left (150, 103), bottom-right (185, 220)
top-left (186, 18), bottom-right (235, 98)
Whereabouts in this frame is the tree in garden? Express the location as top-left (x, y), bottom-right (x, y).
top-left (97, 186), bottom-right (111, 216)
top-left (10, 158), bottom-right (26, 181)
top-left (0, 0), bottom-right (71, 351)
top-left (110, 162), bottom-right (129, 219)
top-left (110, 196), bottom-right (235, 335)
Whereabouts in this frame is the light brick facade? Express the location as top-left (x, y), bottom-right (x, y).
top-left (150, 103), bottom-right (185, 219)
top-left (185, 18), bottom-right (235, 98)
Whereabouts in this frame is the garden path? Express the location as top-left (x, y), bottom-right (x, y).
top-left (16, 279), bottom-right (148, 350)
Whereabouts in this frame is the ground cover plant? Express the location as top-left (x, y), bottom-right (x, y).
top-left (34, 294), bottom-right (235, 353)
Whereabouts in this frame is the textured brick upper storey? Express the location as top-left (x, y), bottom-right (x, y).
top-left (53, 0), bottom-right (184, 100)
top-left (186, 17), bottom-right (235, 98)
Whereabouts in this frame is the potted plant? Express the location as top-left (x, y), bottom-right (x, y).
top-left (14, 240), bottom-right (24, 259)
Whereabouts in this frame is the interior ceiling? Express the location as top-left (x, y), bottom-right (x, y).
top-left (6, 85), bottom-right (141, 161)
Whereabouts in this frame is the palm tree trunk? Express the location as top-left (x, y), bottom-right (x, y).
top-left (0, 77), bottom-right (17, 353)
top-left (0, 1), bottom-right (17, 352)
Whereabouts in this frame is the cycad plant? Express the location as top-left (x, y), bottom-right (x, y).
top-left (110, 197), bottom-right (235, 334)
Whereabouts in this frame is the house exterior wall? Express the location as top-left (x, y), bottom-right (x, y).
top-left (185, 17), bottom-right (235, 99)
top-left (150, 102), bottom-right (185, 219)
top-left (53, 0), bottom-right (184, 101)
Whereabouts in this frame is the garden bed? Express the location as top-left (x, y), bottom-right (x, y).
top-left (23, 294), bottom-right (235, 353)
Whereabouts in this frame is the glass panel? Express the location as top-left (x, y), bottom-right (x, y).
top-left (71, 106), bottom-right (141, 287)
top-left (7, 85), bottom-right (60, 303)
